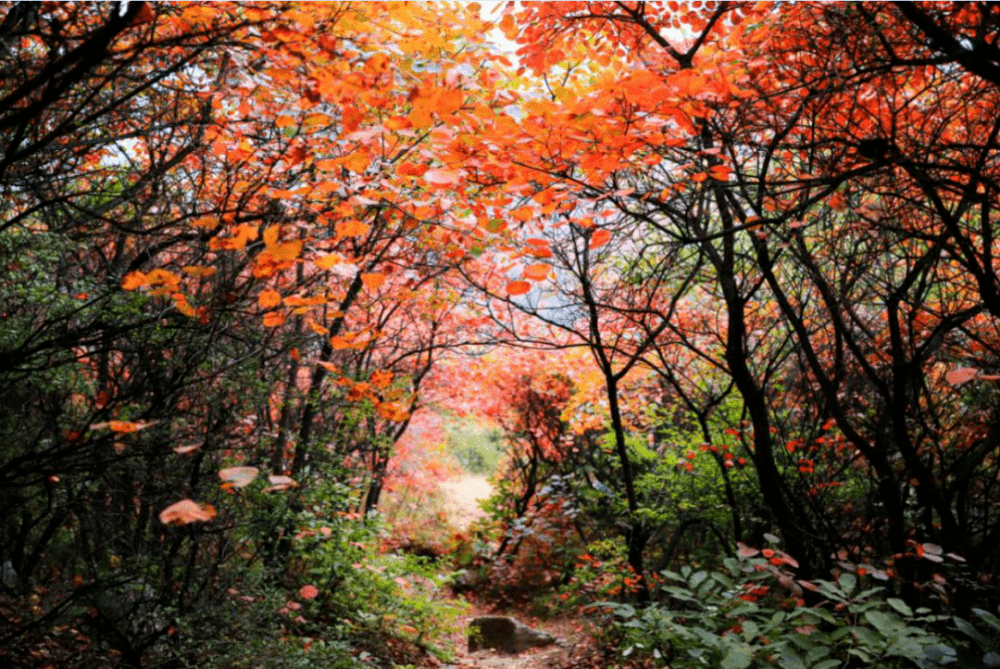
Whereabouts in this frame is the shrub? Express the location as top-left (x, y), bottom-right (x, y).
top-left (598, 551), bottom-right (958, 668)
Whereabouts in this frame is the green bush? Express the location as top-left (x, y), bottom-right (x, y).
top-left (598, 551), bottom-right (958, 668)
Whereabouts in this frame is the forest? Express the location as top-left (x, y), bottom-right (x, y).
top-left (2, 1), bottom-right (1000, 667)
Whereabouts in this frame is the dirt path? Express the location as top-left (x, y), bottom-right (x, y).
top-left (433, 475), bottom-right (596, 669)
top-left (433, 604), bottom-right (591, 669)
top-left (440, 474), bottom-right (493, 530)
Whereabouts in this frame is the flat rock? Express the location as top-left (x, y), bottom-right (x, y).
top-left (467, 615), bottom-right (556, 655)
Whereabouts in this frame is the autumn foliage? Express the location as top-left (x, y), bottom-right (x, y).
top-left (4, 1), bottom-right (1000, 666)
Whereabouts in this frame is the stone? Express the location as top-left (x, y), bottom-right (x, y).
top-left (467, 615), bottom-right (556, 654)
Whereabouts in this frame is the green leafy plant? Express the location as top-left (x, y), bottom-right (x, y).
top-left (952, 606), bottom-right (1000, 668)
top-left (597, 550), bottom-right (957, 668)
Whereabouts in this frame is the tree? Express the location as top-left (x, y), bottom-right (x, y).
top-left (463, 1), bottom-right (1000, 592)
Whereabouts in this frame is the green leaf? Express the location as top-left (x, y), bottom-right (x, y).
top-left (804, 646), bottom-right (830, 664)
top-left (837, 572), bottom-right (857, 595)
top-left (721, 644), bottom-right (754, 669)
top-left (953, 616), bottom-right (988, 644)
top-left (973, 608), bottom-right (1000, 631)
top-left (923, 644), bottom-right (956, 665)
top-left (853, 626), bottom-right (883, 647)
top-left (812, 661), bottom-right (842, 669)
top-left (887, 598), bottom-right (913, 617)
top-left (777, 649), bottom-right (806, 669)
top-left (865, 610), bottom-right (902, 635)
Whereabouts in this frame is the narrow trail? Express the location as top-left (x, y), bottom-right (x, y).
top-left (435, 609), bottom-right (586, 669)
top-left (433, 474), bottom-right (596, 669)
top-left (440, 474), bottom-right (493, 529)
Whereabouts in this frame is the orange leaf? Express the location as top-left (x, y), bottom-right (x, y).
top-left (397, 162), bottom-right (428, 177)
top-left (263, 311), bottom-right (286, 327)
top-left (523, 264), bottom-right (550, 281)
top-left (361, 273), bottom-right (385, 290)
top-left (92, 420), bottom-right (156, 433)
top-left (269, 240), bottom-right (303, 262)
top-left (370, 370), bottom-right (395, 389)
top-left (182, 265), bottom-right (218, 278)
top-left (159, 499), bottom-right (217, 525)
top-left (589, 229), bottom-right (612, 248)
top-left (314, 253), bottom-right (342, 270)
top-left (336, 220), bottom-right (370, 238)
top-left (259, 289), bottom-right (282, 309)
top-left (121, 271), bottom-right (147, 290)
top-left (191, 216), bottom-right (218, 228)
top-left (506, 280), bottom-right (531, 295)
top-left (385, 115), bottom-right (413, 130)
top-left (219, 466), bottom-right (259, 488)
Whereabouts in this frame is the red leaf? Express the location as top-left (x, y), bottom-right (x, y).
top-left (506, 280), bottom-right (531, 295)
top-left (946, 367), bottom-right (977, 386)
top-left (589, 229), bottom-right (612, 248)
